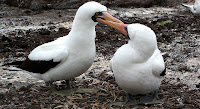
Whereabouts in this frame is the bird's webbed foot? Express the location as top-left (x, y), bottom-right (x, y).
top-left (110, 92), bottom-right (137, 106)
top-left (138, 89), bottom-right (163, 105)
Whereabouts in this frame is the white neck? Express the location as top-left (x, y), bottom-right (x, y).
top-left (65, 19), bottom-right (97, 50)
top-left (129, 37), bottom-right (157, 61)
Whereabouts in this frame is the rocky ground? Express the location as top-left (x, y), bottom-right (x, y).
top-left (0, 1), bottom-right (200, 109)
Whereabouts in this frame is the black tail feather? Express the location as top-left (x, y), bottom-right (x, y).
top-left (2, 61), bottom-right (24, 66)
top-left (160, 67), bottom-right (166, 76)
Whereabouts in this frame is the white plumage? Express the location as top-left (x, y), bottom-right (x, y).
top-left (29, 37), bottom-right (68, 62)
top-left (182, 0), bottom-right (200, 14)
top-left (110, 24), bottom-right (165, 95)
top-left (16, 1), bottom-right (124, 82)
top-left (28, 2), bottom-right (106, 81)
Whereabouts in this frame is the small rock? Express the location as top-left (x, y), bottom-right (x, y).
top-left (58, 27), bottom-right (69, 33)
top-left (39, 23), bottom-right (46, 26)
top-left (38, 28), bottom-right (50, 35)
top-left (30, 1), bottom-right (43, 10)
top-left (48, 26), bottom-right (56, 30)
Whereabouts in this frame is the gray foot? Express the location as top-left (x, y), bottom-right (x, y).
top-left (52, 88), bottom-right (74, 96)
top-left (110, 89), bottom-right (163, 106)
top-left (138, 89), bottom-right (163, 105)
top-left (139, 96), bottom-right (163, 105)
top-left (110, 92), bottom-right (137, 106)
top-left (52, 88), bottom-right (98, 96)
top-left (48, 81), bottom-right (97, 96)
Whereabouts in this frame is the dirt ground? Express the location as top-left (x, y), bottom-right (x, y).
top-left (0, 1), bottom-right (200, 109)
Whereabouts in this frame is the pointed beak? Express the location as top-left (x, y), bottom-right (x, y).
top-left (187, 0), bottom-right (194, 4)
top-left (105, 22), bottom-right (128, 36)
top-left (96, 12), bottom-right (128, 35)
top-left (97, 12), bottom-right (123, 24)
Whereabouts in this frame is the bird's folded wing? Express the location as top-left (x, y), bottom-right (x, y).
top-left (19, 44), bottom-right (69, 74)
top-left (151, 50), bottom-right (166, 77)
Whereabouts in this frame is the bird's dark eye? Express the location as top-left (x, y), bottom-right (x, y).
top-left (95, 12), bottom-right (103, 16)
top-left (92, 12), bottom-right (103, 22)
top-left (95, 12), bottom-right (99, 16)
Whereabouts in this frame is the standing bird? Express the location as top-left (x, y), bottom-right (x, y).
top-left (4, 1), bottom-right (124, 93)
top-left (182, 0), bottom-right (200, 14)
top-left (110, 23), bottom-right (166, 106)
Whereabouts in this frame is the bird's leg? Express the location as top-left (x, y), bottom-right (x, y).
top-left (122, 92), bottom-right (131, 105)
top-left (110, 92), bottom-right (137, 106)
top-left (122, 92), bottom-right (137, 106)
top-left (153, 88), bottom-right (159, 99)
top-left (48, 81), bottom-right (57, 92)
top-left (65, 80), bottom-right (71, 90)
top-left (49, 80), bottom-right (74, 96)
top-left (138, 89), bottom-right (163, 105)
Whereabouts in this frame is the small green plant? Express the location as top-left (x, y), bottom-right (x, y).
top-left (156, 20), bottom-right (173, 26)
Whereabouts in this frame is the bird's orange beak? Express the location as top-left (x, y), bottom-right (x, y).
top-left (96, 12), bottom-right (127, 35)
top-left (104, 22), bottom-right (128, 36)
top-left (187, 0), bottom-right (194, 4)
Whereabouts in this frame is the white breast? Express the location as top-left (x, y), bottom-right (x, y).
top-left (111, 45), bottom-right (164, 95)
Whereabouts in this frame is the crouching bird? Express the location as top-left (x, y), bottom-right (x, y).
top-left (3, 1), bottom-right (124, 95)
top-left (110, 23), bottom-right (166, 106)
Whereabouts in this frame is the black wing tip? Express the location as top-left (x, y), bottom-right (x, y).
top-left (2, 61), bottom-right (24, 66)
top-left (160, 67), bottom-right (166, 76)
top-left (19, 58), bottom-right (61, 74)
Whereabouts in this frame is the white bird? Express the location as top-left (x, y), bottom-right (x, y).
top-left (5, 1), bottom-right (124, 92)
top-left (110, 23), bottom-right (165, 106)
top-left (182, 0), bottom-right (200, 14)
